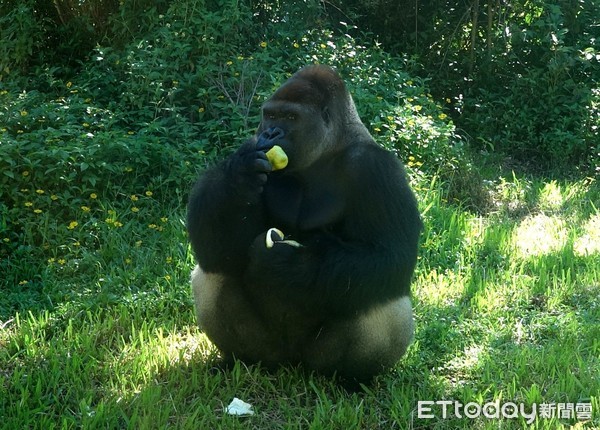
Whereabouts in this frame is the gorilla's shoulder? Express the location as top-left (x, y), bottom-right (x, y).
top-left (341, 140), bottom-right (403, 171)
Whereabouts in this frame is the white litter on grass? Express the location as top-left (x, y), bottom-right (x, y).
top-left (225, 397), bottom-right (254, 416)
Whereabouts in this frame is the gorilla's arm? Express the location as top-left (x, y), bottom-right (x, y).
top-left (187, 140), bottom-right (271, 275)
top-left (247, 146), bottom-right (422, 316)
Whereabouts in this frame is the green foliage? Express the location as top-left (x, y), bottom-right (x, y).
top-left (0, 84), bottom-right (197, 315)
top-left (0, 0), bottom-right (464, 315)
top-left (2, 0), bottom-right (598, 171)
top-left (0, 0), bottom-right (48, 75)
top-left (328, 0), bottom-right (600, 172)
top-left (456, 1), bottom-right (600, 171)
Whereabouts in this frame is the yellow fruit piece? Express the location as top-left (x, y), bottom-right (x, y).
top-left (266, 145), bottom-right (288, 170)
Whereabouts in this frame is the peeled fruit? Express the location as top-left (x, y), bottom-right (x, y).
top-left (265, 227), bottom-right (302, 249)
top-left (265, 145), bottom-right (288, 170)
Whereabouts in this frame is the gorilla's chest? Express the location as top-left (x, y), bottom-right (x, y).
top-left (263, 173), bottom-right (345, 233)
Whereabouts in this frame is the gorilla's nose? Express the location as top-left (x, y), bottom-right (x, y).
top-left (257, 127), bottom-right (285, 150)
top-left (262, 127), bottom-right (284, 141)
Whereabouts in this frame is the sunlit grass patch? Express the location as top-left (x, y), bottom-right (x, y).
top-left (513, 213), bottom-right (569, 257)
top-left (574, 213), bottom-right (600, 256)
top-left (538, 180), bottom-right (565, 212)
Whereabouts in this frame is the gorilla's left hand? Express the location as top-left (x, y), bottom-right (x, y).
top-left (246, 230), bottom-right (316, 290)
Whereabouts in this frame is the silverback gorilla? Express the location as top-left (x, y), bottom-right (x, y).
top-left (187, 65), bottom-right (422, 380)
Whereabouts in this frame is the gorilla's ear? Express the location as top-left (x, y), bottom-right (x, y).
top-left (321, 106), bottom-right (331, 125)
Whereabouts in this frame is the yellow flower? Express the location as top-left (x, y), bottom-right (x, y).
top-left (19, 280), bottom-right (29, 285)
top-left (51, 195), bottom-right (59, 201)
top-left (48, 258), bottom-right (55, 264)
top-left (34, 209), bottom-right (43, 214)
top-left (166, 256), bottom-right (173, 264)
top-left (124, 166), bottom-right (133, 173)
top-left (58, 259), bottom-right (66, 265)
top-left (198, 107), bottom-right (205, 113)
top-left (25, 202), bottom-right (33, 207)
top-left (164, 275), bottom-right (171, 281)
top-left (125, 258), bottom-right (132, 264)
top-left (148, 224), bottom-right (158, 229)
top-left (83, 122), bottom-right (90, 128)
top-left (36, 189), bottom-right (44, 194)
top-left (22, 171), bottom-right (30, 177)
top-left (226, 61), bottom-right (233, 66)
top-left (20, 110), bottom-right (28, 116)
top-left (130, 195), bottom-right (139, 201)
top-left (66, 82), bottom-right (72, 88)
top-left (160, 217), bottom-right (168, 223)
top-left (135, 240), bottom-right (142, 247)
top-left (414, 105), bottom-right (422, 112)
top-left (73, 241), bottom-right (81, 246)
top-left (3, 238), bottom-right (10, 243)
top-left (293, 43), bottom-right (300, 49)
top-left (439, 113), bottom-right (448, 120)
top-left (90, 193), bottom-right (98, 199)
top-left (68, 221), bottom-right (78, 229)
top-left (131, 207), bottom-right (139, 213)
top-left (114, 221), bottom-right (123, 228)
top-left (260, 41), bottom-right (267, 48)
top-left (145, 191), bottom-right (153, 197)
top-left (81, 206), bottom-right (91, 212)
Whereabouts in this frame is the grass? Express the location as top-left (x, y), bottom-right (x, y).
top-left (1, 168), bottom-right (599, 429)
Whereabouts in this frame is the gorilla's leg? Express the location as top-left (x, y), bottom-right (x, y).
top-left (302, 296), bottom-right (414, 380)
top-left (191, 265), bottom-right (285, 364)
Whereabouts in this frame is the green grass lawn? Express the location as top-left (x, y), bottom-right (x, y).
top-left (1, 171), bottom-right (598, 429)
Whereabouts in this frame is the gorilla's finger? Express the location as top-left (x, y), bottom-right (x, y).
top-left (253, 158), bottom-right (273, 173)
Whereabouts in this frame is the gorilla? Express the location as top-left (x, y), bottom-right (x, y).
top-left (187, 65), bottom-right (422, 381)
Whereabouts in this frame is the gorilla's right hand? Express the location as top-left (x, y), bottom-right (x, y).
top-left (226, 139), bottom-right (273, 200)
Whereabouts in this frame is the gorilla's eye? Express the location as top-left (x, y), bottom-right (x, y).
top-left (266, 113), bottom-right (276, 120)
top-left (287, 114), bottom-right (296, 120)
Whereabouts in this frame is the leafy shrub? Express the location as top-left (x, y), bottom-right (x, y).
top-left (460, 65), bottom-right (599, 171)
top-left (0, 0), bottom-right (48, 75)
top-left (1, 0), bottom-right (468, 298)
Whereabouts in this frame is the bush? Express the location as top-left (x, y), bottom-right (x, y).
top-left (1, 0), bottom-right (467, 289)
top-left (0, 0), bottom-right (48, 75)
top-left (460, 54), bottom-right (600, 172)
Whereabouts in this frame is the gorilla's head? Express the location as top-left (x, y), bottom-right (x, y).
top-left (257, 65), bottom-right (364, 171)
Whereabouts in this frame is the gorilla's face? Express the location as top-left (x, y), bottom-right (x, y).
top-left (257, 79), bottom-right (333, 171)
